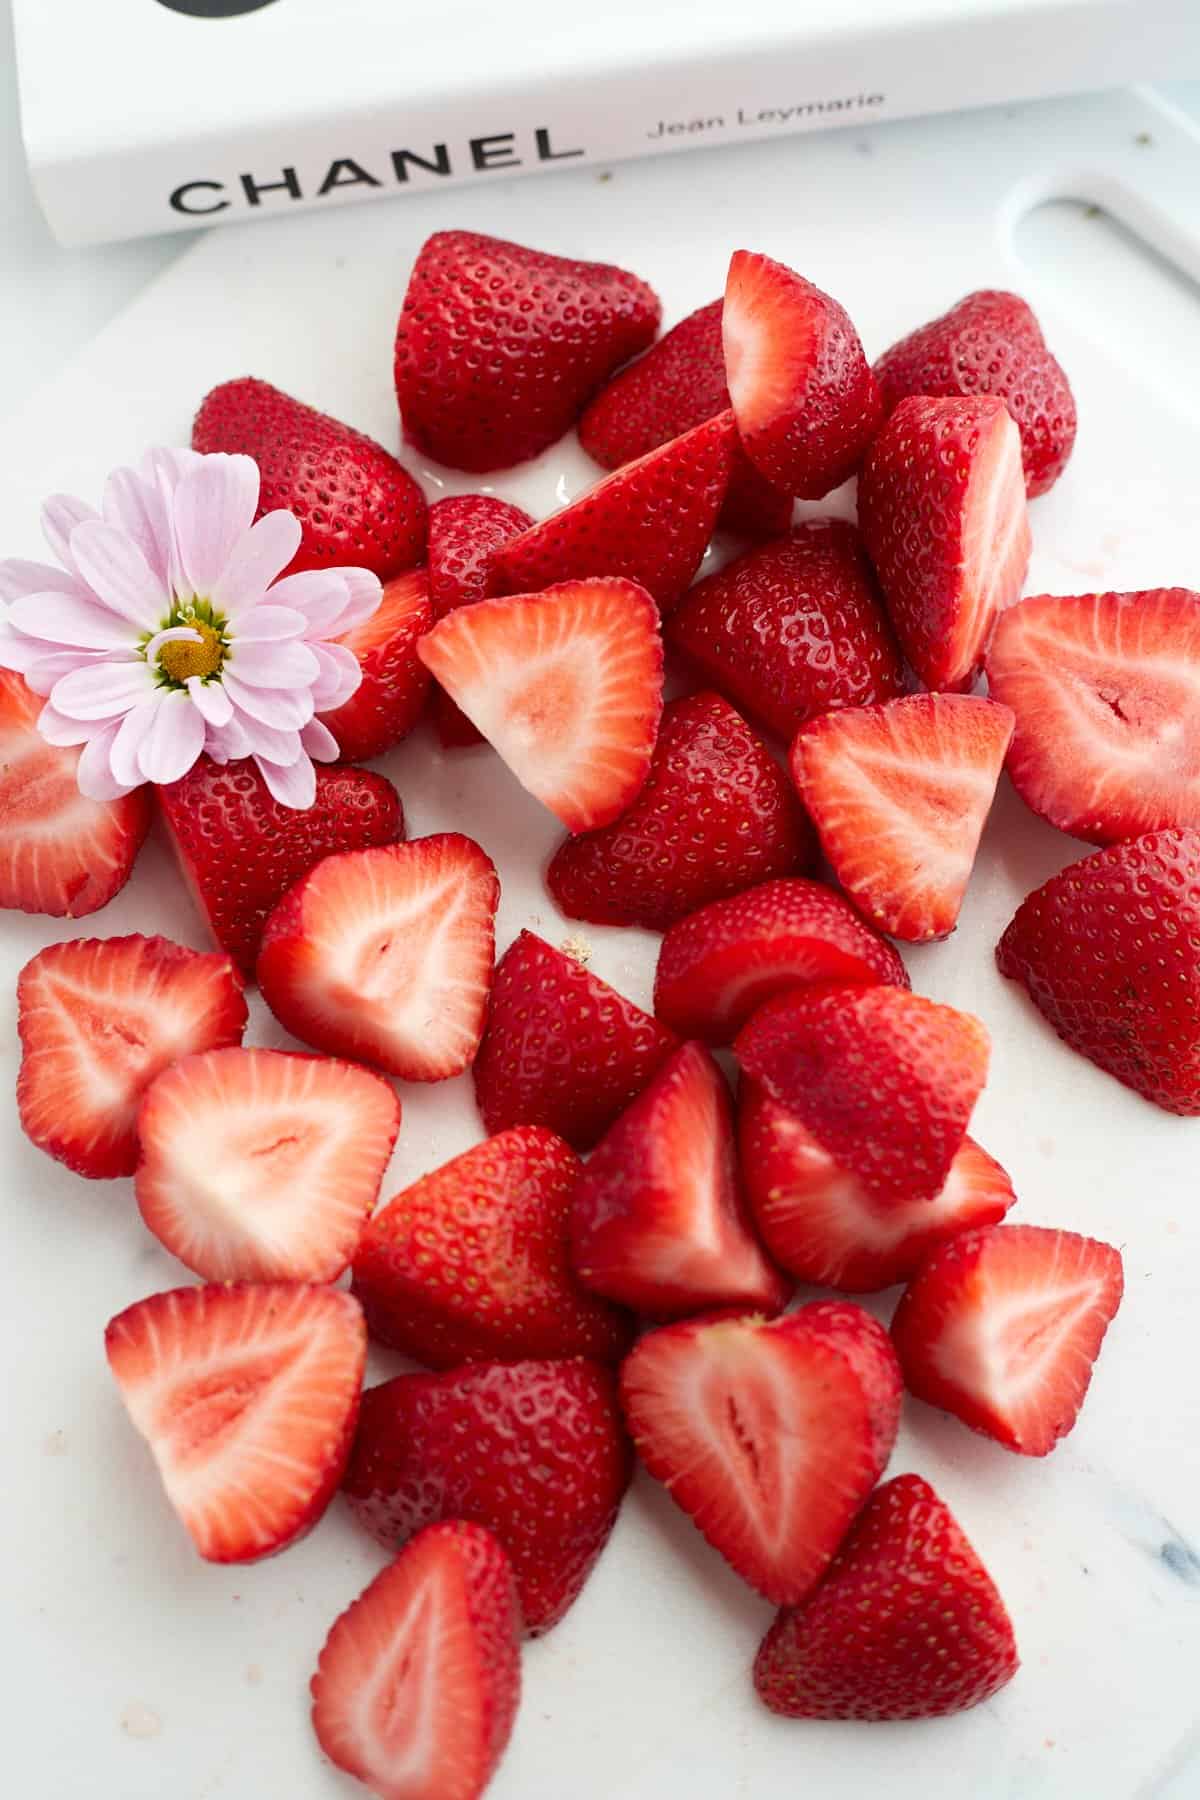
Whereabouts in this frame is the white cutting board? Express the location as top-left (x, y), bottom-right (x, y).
top-left (3, 86), bottom-right (1200, 1800)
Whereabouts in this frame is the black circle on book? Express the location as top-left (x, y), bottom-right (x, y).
top-left (155, 0), bottom-right (279, 16)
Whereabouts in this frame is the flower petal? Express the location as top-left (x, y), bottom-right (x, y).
top-left (186, 676), bottom-right (234, 726)
top-left (23, 649), bottom-right (111, 696)
top-left (222, 673), bottom-right (314, 730)
top-left (330, 567), bottom-right (384, 635)
top-left (37, 702), bottom-right (96, 746)
top-left (0, 559), bottom-right (90, 605)
top-left (236, 719), bottom-right (303, 765)
top-left (136, 689), bottom-right (207, 785)
top-left (255, 752), bottom-right (316, 810)
top-left (69, 520), bottom-right (166, 629)
top-left (8, 589), bottom-right (139, 651)
top-left (77, 721), bottom-right (139, 801)
top-left (51, 658), bottom-right (157, 721)
top-left (172, 453), bottom-right (261, 600)
top-left (103, 466), bottom-right (174, 587)
top-left (110, 699), bottom-right (164, 789)
top-left (310, 640), bottom-right (362, 711)
top-left (204, 716), bottom-right (254, 764)
top-left (265, 571), bottom-right (351, 638)
top-left (141, 447), bottom-right (201, 496)
top-left (42, 494), bottom-right (100, 575)
top-left (212, 510), bottom-right (302, 618)
top-left (301, 717), bottom-right (341, 763)
top-left (226, 637), bottom-right (319, 690)
top-left (0, 619), bottom-right (45, 674)
top-left (230, 604), bottom-right (308, 644)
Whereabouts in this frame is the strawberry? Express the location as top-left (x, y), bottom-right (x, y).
top-left (857, 394), bottom-right (1031, 691)
top-left (653, 877), bottom-right (908, 1045)
top-left (721, 250), bottom-right (882, 498)
top-left (394, 230), bottom-right (661, 471)
top-left (619, 1302), bottom-right (901, 1605)
top-left (311, 1521), bottom-right (521, 1800)
top-left (739, 1082), bottom-right (1015, 1292)
top-left (874, 288), bottom-right (1076, 497)
top-left (0, 669), bottom-right (149, 917)
top-left (577, 298), bottom-right (794, 538)
top-left (426, 493), bottom-right (536, 747)
top-left (569, 1042), bottom-right (790, 1319)
top-left (417, 577), bottom-right (662, 832)
top-left (735, 984), bottom-right (989, 1205)
top-left (891, 1224), bottom-right (1125, 1455)
top-left (105, 1282), bottom-right (366, 1562)
top-left (257, 836), bottom-right (499, 1082)
top-left (489, 415), bottom-right (734, 613)
top-left (986, 588), bottom-right (1200, 844)
top-left (996, 828), bottom-right (1200, 1113)
top-left (342, 1358), bottom-right (632, 1633)
top-left (17, 935), bottom-right (247, 1180)
top-left (754, 1474), bottom-right (1019, 1719)
top-left (157, 755), bottom-right (404, 977)
top-left (473, 931), bottom-right (678, 1151)
top-left (546, 691), bottom-right (815, 932)
top-left (789, 693), bottom-right (1015, 942)
top-left (317, 569), bottom-right (432, 762)
top-left (192, 376), bottom-right (427, 579)
top-left (666, 519), bottom-right (907, 740)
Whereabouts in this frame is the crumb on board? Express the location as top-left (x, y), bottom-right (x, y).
top-left (1135, 131), bottom-right (1154, 147)
top-left (120, 1703), bottom-right (162, 1741)
top-left (560, 934), bottom-right (592, 966)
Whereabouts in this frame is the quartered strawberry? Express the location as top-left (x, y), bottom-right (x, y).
top-left (193, 376), bottom-right (426, 579)
top-left (986, 588), bottom-right (1200, 843)
top-left (16, 935), bottom-right (247, 1180)
top-left (546, 691), bottom-right (814, 932)
top-left (317, 569), bottom-right (432, 761)
top-left (157, 755), bottom-right (404, 977)
top-left (343, 1358), bottom-right (632, 1634)
top-left (394, 230), bottom-right (661, 471)
top-left (996, 828), bottom-right (1200, 1113)
top-left (739, 1082), bottom-right (1016, 1292)
top-left (257, 835), bottom-right (499, 1082)
top-left (722, 251), bottom-right (882, 498)
top-left (426, 494), bottom-right (535, 747)
top-left (417, 577), bottom-right (662, 832)
top-left (136, 1047), bottom-right (400, 1284)
top-left (875, 288), bottom-right (1076, 497)
top-left (790, 693), bottom-right (1015, 942)
top-left (311, 1521), bottom-right (521, 1800)
top-left (620, 1302), bottom-right (901, 1605)
top-left (489, 415), bottom-right (735, 613)
top-left (473, 932), bottom-right (678, 1149)
top-left (106, 1282), bottom-right (366, 1562)
top-left (0, 669), bottom-right (149, 917)
top-left (569, 1042), bottom-right (790, 1320)
top-left (754, 1474), bottom-right (1019, 1720)
top-left (858, 394), bottom-right (1031, 691)
top-left (666, 519), bottom-right (906, 740)
top-left (735, 984), bottom-right (989, 1205)
top-left (891, 1224), bottom-right (1124, 1455)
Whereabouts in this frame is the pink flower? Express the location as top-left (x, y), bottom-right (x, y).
top-left (0, 449), bottom-right (382, 808)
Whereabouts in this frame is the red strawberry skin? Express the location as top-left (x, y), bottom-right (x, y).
top-left (875, 289), bottom-right (1076, 497)
top-left (394, 230), bottom-right (661, 471)
top-left (427, 494), bottom-right (536, 747)
top-left (317, 569), bottom-right (432, 761)
top-left (192, 376), bottom-right (427, 579)
top-left (342, 1358), bottom-right (632, 1634)
top-left (754, 1473), bottom-right (1019, 1720)
top-left (546, 691), bottom-right (815, 932)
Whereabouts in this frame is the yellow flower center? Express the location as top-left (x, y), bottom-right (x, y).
top-left (158, 620), bottom-right (224, 683)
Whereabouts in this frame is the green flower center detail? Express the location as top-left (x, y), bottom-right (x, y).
top-left (146, 598), bottom-right (229, 688)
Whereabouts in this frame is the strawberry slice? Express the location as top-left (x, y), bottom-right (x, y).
top-left (427, 494), bottom-right (536, 749)
top-left (721, 251), bottom-right (882, 498)
top-left (311, 1521), bottom-right (521, 1800)
top-left (418, 577), bottom-right (662, 833)
top-left (0, 669), bottom-right (149, 917)
top-left (17, 934), bottom-right (247, 1180)
top-left (735, 984), bottom-right (989, 1205)
top-left (619, 1302), bottom-right (901, 1605)
top-left (257, 835), bottom-right (499, 1082)
top-left (653, 876), bottom-right (908, 1044)
top-left (739, 1082), bottom-right (1015, 1291)
top-left (858, 394), bottom-right (1031, 691)
top-left (105, 1282), bottom-right (366, 1562)
top-left (135, 1047), bottom-right (400, 1284)
top-left (317, 569), bottom-right (432, 762)
top-left (569, 1042), bottom-right (790, 1320)
top-left (986, 588), bottom-right (1200, 843)
top-left (891, 1224), bottom-right (1125, 1455)
top-left (789, 694), bottom-right (1015, 942)
top-left (754, 1474), bottom-right (1019, 1719)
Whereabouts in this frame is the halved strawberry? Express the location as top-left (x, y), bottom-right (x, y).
top-left (311, 1521), bottom-right (521, 1800)
top-left (105, 1282), bottom-right (366, 1562)
top-left (891, 1224), bottom-right (1124, 1455)
top-left (721, 251), bottom-right (882, 498)
top-left (858, 395), bottom-right (1031, 691)
top-left (569, 1042), bottom-right (790, 1319)
top-left (417, 577), bottom-right (662, 833)
top-left (317, 569), bottom-right (432, 762)
top-left (135, 1047), bottom-right (400, 1283)
top-left (16, 935), bottom-right (247, 1180)
top-left (789, 694), bottom-right (1015, 942)
top-left (619, 1302), bottom-right (901, 1604)
top-left (257, 836), bottom-right (499, 1082)
top-left (739, 1082), bottom-right (1016, 1291)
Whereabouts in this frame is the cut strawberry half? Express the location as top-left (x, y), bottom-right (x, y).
top-left (317, 569), bottom-right (432, 762)
top-left (789, 693), bottom-right (1015, 942)
top-left (257, 835), bottom-right (499, 1082)
top-left (891, 1224), bottom-right (1124, 1456)
top-left (135, 1047), bottom-right (400, 1284)
top-left (105, 1282), bottom-right (366, 1562)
